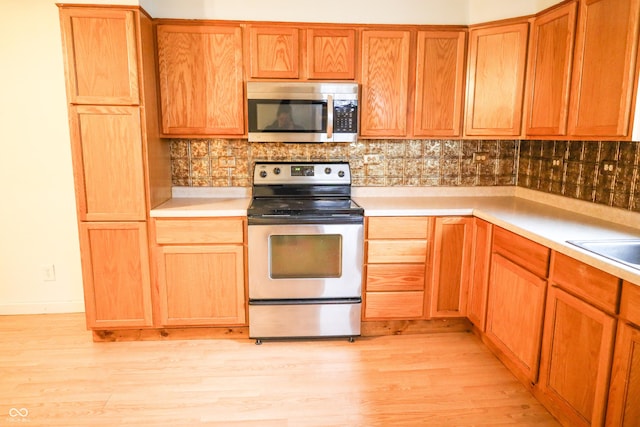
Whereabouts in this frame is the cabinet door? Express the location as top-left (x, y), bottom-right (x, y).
top-left (606, 322), bottom-right (640, 427)
top-left (414, 30), bottom-right (466, 137)
top-left (525, 1), bottom-right (577, 136)
top-left (360, 30), bottom-right (410, 137)
top-left (465, 22), bottom-right (529, 137)
top-left (79, 222), bottom-right (152, 328)
top-left (568, 0), bottom-right (640, 138)
top-left (248, 26), bottom-right (299, 79)
top-left (69, 106), bottom-right (146, 221)
top-left (59, 7), bottom-right (139, 105)
top-left (306, 28), bottom-right (356, 80)
top-left (467, 218), bottom-right (493, 330)
top-left (485, 254), bottom-right (547, 382)
top-left (157, 25), bottom-right (244, 135)
top-left (158, 245), bottom-right (246, 326)
top-left (429, 217), bottom-right (472, 317)
top-left (539, 286), bottom-right (617, 427)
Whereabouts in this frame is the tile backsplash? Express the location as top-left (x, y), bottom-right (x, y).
top-left (169, 138), bottom-right (640, 213)
top-left (170, 139), bottom-right (518, 187)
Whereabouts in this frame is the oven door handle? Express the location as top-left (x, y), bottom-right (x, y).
top-left (327, 95), bottom-right (333, 139)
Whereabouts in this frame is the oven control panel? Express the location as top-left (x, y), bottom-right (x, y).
top-left (253, 162), bottom-right (351, 184)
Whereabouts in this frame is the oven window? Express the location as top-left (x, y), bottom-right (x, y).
top-left (270, 234), bottom-right (342, 279)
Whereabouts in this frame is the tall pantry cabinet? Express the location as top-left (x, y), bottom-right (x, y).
top-left (58, 6), bottom-right (171, 328)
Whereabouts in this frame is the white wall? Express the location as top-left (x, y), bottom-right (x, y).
top-left (0, 0), bottom-right (560, 315)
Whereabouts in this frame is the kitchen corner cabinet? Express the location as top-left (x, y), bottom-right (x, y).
top-left (247, 25), bottom-right (299, 79)
top-left (414, 30), bottom-right (467, 137)
top-left (466, 218), bottom-right (493, 330)
top-left (80, 222), bottom-right (153, 328)
top-left (364, 217), bottom-right (431, 319)
top-left (58, 8), bottom-right (140, 105)
top-left (485, 227), bottom-right (550, 383)
top-left (538, 252), bottom-right (620, 427)
top-left (306, 28), bottom-right (356, 80)
top-left (156, 24), bottom-right (244, 136)
top-left (607, 281), bottom-right (640, 427)
top-left (567, 0), bottom-right (640, 138)
top-left (153, 218), bottom-right (246, 326)
top-left (525, 1), bottom-right (577, 136)
top-left (429, 217), bottom-right (472, 318)
top-left (465, 21), bottom-right (529, 137)
top-left (360, 30), bottom-right (411, 137)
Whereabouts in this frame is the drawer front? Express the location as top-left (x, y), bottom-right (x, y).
top-left (368, 216), bottom-right (431, 239)
top-left (492, 227), bottom-right (550, 278)
top-left (620, 281), bottom-right (640, 326)
top-left (366, 264), bottom-right (426, 292)
top-left (365, 291), bottom-right (424, 319)
top-left (154, 218), bottom-right (244, 244)
top-left (551, 252), bottom-right (620, 313)
top-left (367, 240), bottom-right (428, 263)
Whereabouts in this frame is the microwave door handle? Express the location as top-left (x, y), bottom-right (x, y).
top-left (327, 95), bottom-right (333, 139)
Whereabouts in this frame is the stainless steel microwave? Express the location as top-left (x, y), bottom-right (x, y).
top-left (247, 82), bottom-right (358, 143)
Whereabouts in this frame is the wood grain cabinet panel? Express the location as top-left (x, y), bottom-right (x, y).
top-left (360, 30), bottom-right (410, 137)
top-left (154, 218), bottom-right (244, 244)
top-left (248, 26), bottom-right (299, 79)
top-left (59, 7), bottom-right (140, 105)
top-left (414, 30), bottom-right (466, 137)
top-left (157, 24), bottom-right (244, 135)
top-left (620, 281), bottom-right (640, 327)
top-left (606, 322), bottom-right (640, 427)
top-left (538, 285), bottom-right (617, 427)
top-left (365, 291), bottom-right (425, 319)
top-left (492, 226), bottom-right (550, 278)
top-left (525, 1), bottom-right (577, 136)
top-left (306, 28), bottom-right (356, 80)
top-left (79, 222), bottom-right (152, 328)
top-left (465, 21), bottom-right (529, 137)
top-left (69, 105), bottom-right (146, 221)
top-left (467, 218), bottom-right (493, 330)
top-left (429, 217), bottom-right (472, 317)
top-left (486, 254), bottom-right (547, 383)
top-left (368, 217), bottom-right (430, 239)
top-left (568, 0), bottom-right (640, 138)
top-left (366, 264), bottom-right (425, 292)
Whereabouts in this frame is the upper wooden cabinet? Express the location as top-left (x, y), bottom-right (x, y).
top-left (360, 30), bottom-right (411, 137)
top-left (414, 30), bottom-right (467, 137)
top-left (306, 28), bottom-right (356, 80)
top-left (465, 21), bottom-right (529, 137)
top-left (156, 24), bottom-right (244, 136)
top-left (248, 26), bottom-right (299, 79)
top-left (59, 8), bottom-right (140, 105)
top-left (68, 105), bottom-right (147, 221)
top-left (567, 0), bottom-right (640, 138)
top-left (525, 1), bottom-right (578, 136)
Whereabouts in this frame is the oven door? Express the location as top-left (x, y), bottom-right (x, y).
top-left (248, 223), bottom-right (363, 300)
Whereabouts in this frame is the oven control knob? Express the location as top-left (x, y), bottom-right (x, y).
top-left (259, 170), bottom-right (267, 178)
top-left (324, 167), bottom-right (332, 175)
top-left (273, 167), bottom-right (281, 175)
top-left (338, 170), bottom-right (345, 178)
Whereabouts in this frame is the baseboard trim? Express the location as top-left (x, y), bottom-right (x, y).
top-left (0, 302), bottom-right (85, 315)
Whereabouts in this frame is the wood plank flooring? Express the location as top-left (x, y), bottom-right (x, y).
top-left (0, 313), bottom-right (559, 426)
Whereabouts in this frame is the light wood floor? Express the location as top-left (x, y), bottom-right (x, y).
top-left (1, 313), bottom-right (560, 426)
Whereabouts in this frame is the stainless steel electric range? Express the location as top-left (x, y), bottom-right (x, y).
top-left (247, 162), bottom-right (364, 343)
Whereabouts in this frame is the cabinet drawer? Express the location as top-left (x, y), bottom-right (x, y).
top-left (620, 281), bottom-right (640, 326)
top-left (154, 218), bottom-right (244, 244)
top-left (367, 240), bottom-right (428, 263)
top-left (551, 252), bottom-right (620, 313)
top-left (365, 291), bottom-right (424, 319)
top-left (492, 227), bottom-right (550, 278)
top-left (366, 264), bottom-right (425, 291)
top-left (368, 217), bottom-right (430, 239)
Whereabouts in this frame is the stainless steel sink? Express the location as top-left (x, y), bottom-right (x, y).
top-left (567, 239), bottom-right (640, 270)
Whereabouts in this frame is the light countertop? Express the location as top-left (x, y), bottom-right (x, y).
top-left (151, 186), bottom-right (640, 286)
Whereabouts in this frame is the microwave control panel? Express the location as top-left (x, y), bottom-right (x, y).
top-left (334, 101), bottom-right (358, 133)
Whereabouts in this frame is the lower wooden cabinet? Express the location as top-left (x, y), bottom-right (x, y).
top-left (153, 218), bottom-right (246, 326)
top-left (538, 285), bottom-right (617, 427)
top-left (467, 218), bottom-right (493, 330)
top-left (79, 222), bottom-right (153, 328)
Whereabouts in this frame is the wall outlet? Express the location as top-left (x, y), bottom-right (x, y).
top-left (473, 152), bottom-right (490, 163)
top-left (364, 154), bottom-right (382, 164)
top-left (41, 264), bottom-right (56, 282)
top-left (552, 156), bottom-right (564, 168)
top-left (602, 161), bottom-right (616, 174)
top-left (218, 156), bottom-right (236, 168)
